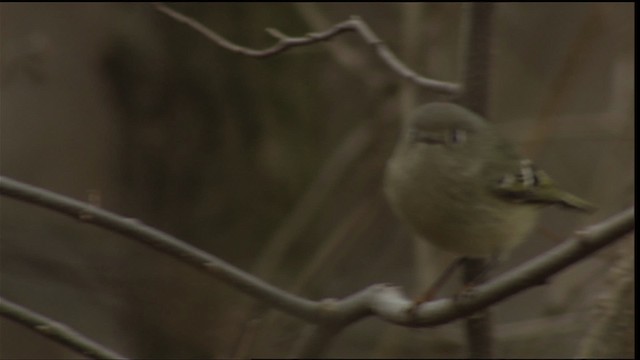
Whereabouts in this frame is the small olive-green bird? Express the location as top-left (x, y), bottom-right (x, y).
top-left (384, 102), bottom-right (595, 260)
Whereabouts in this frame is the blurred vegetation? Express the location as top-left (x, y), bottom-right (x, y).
top-left (0, 3), bottom-right (634, 358)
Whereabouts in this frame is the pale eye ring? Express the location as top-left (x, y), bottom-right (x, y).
top-left (449, 129), bottom-right (467, 144)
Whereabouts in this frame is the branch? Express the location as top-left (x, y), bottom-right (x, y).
top-left (0, 176), bottom-right (323, 323)
top-left (0, 296), bottom-right (127, 360)
top-left (0, 175), bottom-right (633, 329)
top-left (153, 3), bottom-right (461, 95)
top-left (405, 207), bottom-right (635, 325)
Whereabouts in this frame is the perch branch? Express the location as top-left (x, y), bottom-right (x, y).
top-left (0, 176), bottom-right (633, 331)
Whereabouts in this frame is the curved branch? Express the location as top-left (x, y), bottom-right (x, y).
top-left (358, 207), bottom-right (635, 327)
top-left (0, 296), bottom-right (127, 360)
top-left (0, 176), bottom-right (322, 323)
top-left (153, 3), bottom-right (460, 95)
top-left (0, 176), bottom-right (633, 330)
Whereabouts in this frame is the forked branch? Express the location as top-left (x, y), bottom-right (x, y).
top-left (154, 3), bottom-right (461, 95)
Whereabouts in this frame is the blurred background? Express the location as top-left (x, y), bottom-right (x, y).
top-left (0, 3), bottom-right (634, 358)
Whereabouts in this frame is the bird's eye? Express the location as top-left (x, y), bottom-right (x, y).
top-left (449, 129), bottom-right (467, 144)
top-left (410, 129), bottom-right (443, 144)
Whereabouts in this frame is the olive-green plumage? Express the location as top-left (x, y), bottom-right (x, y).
top-left (384, 102), bottom-right (595, 258)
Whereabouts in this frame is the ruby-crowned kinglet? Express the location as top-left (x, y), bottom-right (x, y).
top-left (384, 102), bottom-right (595, 259)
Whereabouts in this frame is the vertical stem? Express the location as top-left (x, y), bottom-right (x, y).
top-left (458, 2), bottom-right (495, 359)
top-left (459, 3), bottom-right (494, 116)
top-left (463, 258), bottom-right (494, 358)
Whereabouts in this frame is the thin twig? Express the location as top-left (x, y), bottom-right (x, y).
top-left (0, 296), bottom-right (127, 360)
top-left (153, 3), bottom-right (461, 95)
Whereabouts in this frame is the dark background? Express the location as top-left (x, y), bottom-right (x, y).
top-left (0, 3), bottom-right (634, 358)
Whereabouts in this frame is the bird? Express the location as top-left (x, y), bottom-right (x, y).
top-left (383, 102), bottom-right (595, 302)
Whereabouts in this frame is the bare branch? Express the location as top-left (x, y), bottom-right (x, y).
top-left (153, 3), bottom-right (461, 95)
top-left (0, 296), bottom-right (127, 360)
top-left (0, 176), bottom-right (633, 331)
top-left (0, 176), bottom-right (323, 323)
